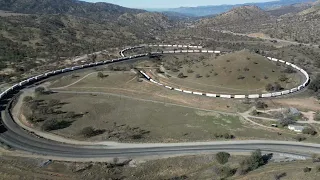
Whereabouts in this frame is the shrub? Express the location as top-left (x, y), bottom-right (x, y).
top-left (35, 87), bottom-right (46, 95)
top-left (215, 166), bottom-right (236, 178)
top-left (237, 75), bottom-right (245, 80)
top-left (48, 99), bottom-right (60, 106)
top-left (256, 101), bottom-right (268, 109)
top-left (303, 167), bottom-right (311, 173)
top-left (216, 152), bottom-right (231, 164)
top-left (178, 73), bottom-right (186, 78)
top-left (279, 117), bottom-right (295, 127)
top-left (274, 172), bottom-right (287, 180)
top-left (195, 74), bottom-right (202, 78)
top-left (41, 119), bottom-right (72, 131)
top-left (23, 96), bottom-right (33, 103)
top-left (302, 128), bottom-right (317, 136)
top-left (308, 74), bottom-right (320, 92)
top-left (294, 135), bottom-right (306, 142)
top-left (315, 165), bottom-right (320, 172)
top-left (187, 69), bottom-right (194, 73)
top-left (279, 75), bottom-right (288, 82)
top-left (315, 112), bottom-right (320, 121)
top-left (80, 126), bottom-right (105, 138)
top-left (238, 149), bottom-right (265, 175)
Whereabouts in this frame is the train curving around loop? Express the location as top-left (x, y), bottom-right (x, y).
top-left (122, 44), bottom-right (310, 99)
top-left (0, 44), bottom-right (310, 101)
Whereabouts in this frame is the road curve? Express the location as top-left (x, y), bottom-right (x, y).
top-left (0, 46), bottom-right (318, 160)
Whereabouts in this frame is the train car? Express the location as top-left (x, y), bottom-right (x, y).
top-left (220, 94), bottom-right (232, 99)
top-left (214, 51), bottom-right (221, 54)
top-left (139, 71), bottom-right (151, 80)
top-left (174, 88), bottom-right (183, 92)
top-left (234, 95), bottom-right (246, 99)
top-left (208, 50), bottom-right (214, 53)
top-left (206, 93), bottom-right (217, 97)
top-left (165, 86), bottom-right (173, 90)
top-left (267, 57), bottom-right (272, 60)
top-left (193, 92), bottom-right (203, 96)
top-left (261, 93), bottom-right (272, 98)
top-left (281, 90), bottom-right (290, 95)
top-left (271, 58), bottom-right (278, 62)
top-left (279, 60), bottom-right (285, 63)
top-left (187, 50), bottom-right (194, 53)
top-left (183, 90), bottom-right (192, 94)
top-left (172, 45), bottom-right (178, 47)
top-left (290, 88), bottom-right (298, 93)
top-left (201, 50), bottom-right (209, 53)
top-left (248, 94), bottom-right (260, 99)
top-left (194, 50), bottom-right (200, 53)
top-left (271, 92), bottom-right (282, 97)
top-left (178, 45), bottom-right (183, 48)
top-left (181, 50), bottom-right (188, 53)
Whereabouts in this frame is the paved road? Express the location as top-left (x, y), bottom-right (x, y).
top-left (1, 97), bottom-right (320, 159)
top-left (0, 47), bottom-right (319, 161)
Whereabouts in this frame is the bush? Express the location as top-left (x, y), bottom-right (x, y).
top-left (315, 165), bottom-right (320, 172)
top-left (35, 87), bottom-right (46, 95)
top-left (274, 172), bottom-right (287, 180)
top-left (187, 69), bottom-right (194, 73)
top-left (279, 117), bottom-right (295, 127)
top-left (303, 167), bottom-right (311, 173)
top-left (279, 75), bottom-right (288, 82)
top-left (195, 74), bottom-right (202, 78)
top-left (178, 73), bottom-right (186, 78)
top-left (238, 149), bottom-right (265, 174)
top-left (41, 119), bottom-right (72, 131)
top-left (309, 74), bottom-right (320, 92)
top-left (256, 101), bottom-right (268, 109)
top-left (315, 112), bottom-right (320, 121)
top-left (237, 75), bottom-right (245, 80)
top-left (216, 152), bottom-right (231, 164)
top-left (215, 166), bottom-right (236, 178)
top-left (302, 128), bottom-right (317, 136)
top-left (80, 126), bottom-right (105, 138)
top-left (23, 96), bottom-right (33, 103)
top-left (294, 135), bottom-right (306, 142)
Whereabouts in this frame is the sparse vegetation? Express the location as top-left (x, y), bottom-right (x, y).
top-left (216, 152), bottom-right (231, 164)
top-left (79, 127), bottom-right (105, 138)
top-left (302, 127), bottom-right (317, 136)
top-left (237, 149), bottom-right (267, 175)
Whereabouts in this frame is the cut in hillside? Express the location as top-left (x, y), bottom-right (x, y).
top-left (157, 50), bottom-right (302, 94)
top-left (199, 6), bottom-right (271, 26)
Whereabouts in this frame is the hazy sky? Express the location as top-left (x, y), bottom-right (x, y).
top-left (84, 0), bottom-right (275, 8)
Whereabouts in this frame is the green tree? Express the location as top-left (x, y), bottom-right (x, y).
top-left (216, 152), bottom-right (231, 164)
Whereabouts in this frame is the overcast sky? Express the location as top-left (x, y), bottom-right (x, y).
top-left (83, 0), bottom-right (275, 8)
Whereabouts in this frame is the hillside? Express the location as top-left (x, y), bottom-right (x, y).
top-left (197, 6), bottom-right (273, 33)
top-left (0, 0), bottom-right (173, 83)
top-left (201, 6), bottom-right (270, 25)
top-left (267, 3), bottom-right (312, 17)
top-left (263, 2), bottom-right (320, 44)
top-left (154, 0), bottom-right (317, 17)
top-left (0, 0), bottom-right (145, 20)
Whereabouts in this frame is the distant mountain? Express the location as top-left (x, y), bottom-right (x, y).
top-left (153, 0), bottom-right (317, 17)
top-left (267, 3), bottom-right (312, 17)
top-left (0, 0), bottom-right (145, 20)
top-left (199, 6), bottom-right (270, 26)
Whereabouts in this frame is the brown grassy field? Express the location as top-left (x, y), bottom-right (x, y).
top-left (152, 50), bottom-right (302, 94)
top-left (1, 154), bottom-right (319, 180)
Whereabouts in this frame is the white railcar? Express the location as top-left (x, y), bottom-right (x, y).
top-left (248, 94), bottom-right (260, 99)
top-left (193, 92), bottom-right (203, 95)
top-left (208, 50), bottom-right (214, 53)
top-left (165, 86), bottom-right (173, 90)
top-left (214, 51), bottom-right (221, 54)
top-left (194, 50), bottom-right (200, 53)
top-left (206, 93), bottom-right (217, 97)
top-left (261, 93), bottom-right (272, 98)
top-left (281, 90), bottom-right (290, 95)
top-left (174, 88), bottom-right (183, 92)
top-left (201, 50), bottom-right (208, 53)
top-left (220, 94), bottom-right (232, 99)
top-left (183, 90), bottom-right (192, 94)
top-left (234, 95), bottom-right (246, 99)
top-left (279, 60), bottom-right (285, 63)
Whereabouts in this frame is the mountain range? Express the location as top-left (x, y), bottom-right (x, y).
top-left (149, 0), bottom-right (317, 17)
